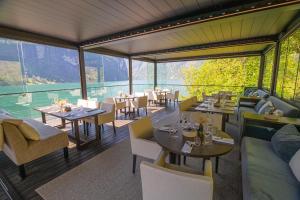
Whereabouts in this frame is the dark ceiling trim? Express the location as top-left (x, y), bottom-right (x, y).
top-left (86, 48), bottom-right (129, 58)
top-left (262, 44), bottom-right (275, 54)
top-left (131, 35), bottom-right (277, 58)
top-left (156, 51), bottom-right (262, 63)
top-left (80, 0), bottom-right (300, 48)
top-left (0, 26), bottom-right (77, 50)
top-left (278, 11), bottom-right (300, 41)
top-left (132, 57), bottom-right (155, 63)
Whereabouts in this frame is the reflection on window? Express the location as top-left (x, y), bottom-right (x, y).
top-left (275, 28), bottom-right (300, 105)
top-left (262, 48), bottom-right (274, 91)
top-left (132, 60), bottom-right (154, 94)
top-left (84, 52), bottom-right (129, 101)
top-left (0, 38), bottom-right (80, 119)
top-left (157, 57), bottom-right (260, 99)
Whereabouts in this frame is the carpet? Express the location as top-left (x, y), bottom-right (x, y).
top-left (36, 139), bottom-right (242, 200)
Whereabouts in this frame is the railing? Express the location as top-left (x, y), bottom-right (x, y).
top-left (132, 83), bottom-right (154, 93)
top-left (87, 84), bottom-right (129, 101)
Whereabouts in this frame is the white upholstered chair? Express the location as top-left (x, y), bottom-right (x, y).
top-left (104, 97), bottom-right (127, 118)
top-left (130, 96), bottom-right (148, 116)
top-left (147, 91), bottom-right (164, 106)
top-left (128, 116), bottom-right (162, 173)
top-left (77, 99), bottom-right (99, 109)
top-left (140, 151), bottom-right (213, 200)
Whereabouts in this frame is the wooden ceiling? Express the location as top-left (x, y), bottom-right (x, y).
top-left (0, 0), bottom-right (299, 61)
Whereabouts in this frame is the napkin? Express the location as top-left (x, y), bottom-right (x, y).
top-left (212, 136), bottom-right (234, 145)
top-left (181, 141), bottom-right (194, 153)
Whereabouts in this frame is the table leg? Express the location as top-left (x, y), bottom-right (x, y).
top-left (94, 116), bottom-right (101, 143)
top-left (74, 120), bottom-right (81, 150)
top-left (41, 113), bottom-right (46, 123)
top-left (169, 152), bottom-right (177, 164)
top-left (221, 113), bottom-right (228, 131)
top-left (61, 119), bottom-right (66, 128)
top-left (215, 156), bottom-right (219, 173)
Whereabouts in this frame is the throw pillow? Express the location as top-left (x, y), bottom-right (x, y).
top-left (18, 121), bottom-right (40, 141)
top-left (254, 99), bottom-right (266, 112)
top-left (258, 101), bottom-right (274, 114)
top-left (271, 124), bottom-right (300, 162)
top-left (289, 148), bottom-right (300, 182)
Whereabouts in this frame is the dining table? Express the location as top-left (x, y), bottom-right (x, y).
top-left (154, 127), bottom-right (234, 173)
top-left (34, 105), bottom-right (105, 150)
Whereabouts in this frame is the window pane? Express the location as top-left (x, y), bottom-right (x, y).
top-left (84, 52), bottom-right (129, 101)
top-left (0, 38), bottom-right (81, 119)
top-left (262, 48), bottom-right (274, 91)
top-left (157, 57), bottom-right (260, 100)
top-left (132, 61), bottom-right (154, 94)
top-left (276, 40), bottom-right (289, 97)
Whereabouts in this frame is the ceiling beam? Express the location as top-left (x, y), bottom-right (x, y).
top-left (0, 26), bottom-right (77, 49)
top-left (156, 51), bottom-right (262, 63)
top-left (86, 48), bottom-right (129, 58)
top-left (131, 35), bottom-right (277, 58)
top-left (80, 0), bottom-right (300, 49)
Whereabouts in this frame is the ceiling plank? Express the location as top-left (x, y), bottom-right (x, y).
top-left (131, 35), bottom-right (277, 57)
top-left (80, 0), bottom-right (300, 48)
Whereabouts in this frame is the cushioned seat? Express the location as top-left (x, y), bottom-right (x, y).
top-left (242, 137), bottom-right (300, 200)
top-left (239, 101), bottom-right (256, 108)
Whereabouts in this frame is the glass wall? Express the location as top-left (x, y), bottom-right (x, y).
top-left (262, 48), bottom-right (275, 91)
top-left (157, 57), bottom-right (260, 100)
top-left (275, 28), bottom-right (300, 105)
top-left (132, 60), bottom-right (154, 94)
top-left (0, 38), bottom-right (81, 119)
top-left (84, 52), bottom-right (129, 101)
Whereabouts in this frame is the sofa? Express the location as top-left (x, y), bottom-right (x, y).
top-left (0, 111), bottom-right (69, 178)
top-left (241, 130), bottom-right (300, 200)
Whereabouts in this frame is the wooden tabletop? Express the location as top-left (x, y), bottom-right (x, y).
top-left (243, 112), bottom-right (300, 126)
top-left (154, 128), bottom-right (234, 158)
top-left (187, 104), bottom-right (236, 115)
top-left (35, 105), bottom-right (106, 121)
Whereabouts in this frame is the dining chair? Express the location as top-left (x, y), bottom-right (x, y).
top-left (130, 96), bottom-right (148, 116)
top-left (84, 102), bottom-right (116, 135)
top-left (104, 97), bottom-right (127, 118)
top-left (147, 91), bottom-right (164, 106)
top-left (166, 90), bottom-right (179, 107)
top-left (128, 116), bottom-right (162, 174)
top-left (140, 151), bottom-right (213, 200)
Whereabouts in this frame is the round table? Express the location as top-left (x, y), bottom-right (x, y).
top-left (154, 128), bottom-right (234, 172)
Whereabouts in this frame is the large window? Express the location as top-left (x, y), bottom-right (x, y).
top-left (275, 28), bottom-right (300, 105)
top-left (84, 52), bottom-right (129, 101)
top-left (262, 48), bottom-right (275, 90)
top-left (132, 60), bottom-right (154, 94)
top-left (0, 38), bottom-right (81, 119)
top-left (157, 57), bottom-right (260, 100)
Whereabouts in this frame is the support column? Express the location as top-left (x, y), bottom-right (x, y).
top-left (129, 57), bottom-right (133, 95)
top-left (79, 47), bottom-right (87, 99)
top-left (258, 54), bottom-right (265, 89)
top-left (270, 42), bottom-right (280, 95)
top-left (154, 61), bottom-right (157, 89)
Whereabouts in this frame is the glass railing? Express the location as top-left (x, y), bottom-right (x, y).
top-left (0, 87), bottom-right (81, 119)
top-left (132, 84), bottom-right (154, 94)
top-left (156, 84), bottom-right (251, 100)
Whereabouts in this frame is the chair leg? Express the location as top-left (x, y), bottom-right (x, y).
top-left (19, 164), bottom-right (26, 179)
top-left (145, 108), bottom-right (148, 115)
top-left (132, 155), bottom-right (137, 174)
top-left (112, 121), bottom-right (116, 135)
top-left (183, 156), bottom-right (186, 165)
top-left (63, 147), bottom-right (69, 159)
top-left (102, 124), bottom-right (104, 131)
top-left (137, 108), bottom-right (140, 116)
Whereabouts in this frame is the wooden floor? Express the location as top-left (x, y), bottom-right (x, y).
top-left (0, 104), bottom-right (174, 200)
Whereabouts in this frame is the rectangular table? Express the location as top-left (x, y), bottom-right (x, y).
top-left (187, 103), bottom-right (236, 131)
top-left (35, 105), bottom-right (105, 150)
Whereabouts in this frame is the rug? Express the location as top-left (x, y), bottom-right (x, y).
top-left (36, 139), bottom-right (242, 200)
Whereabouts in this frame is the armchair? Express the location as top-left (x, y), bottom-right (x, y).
top-left (130, 96), bottom-right (148, 116)
top-left (140, 151), bottom-right (213, 200)
top-left (128, 116), bottom-right (161, 173)
top-left (104, 97), bottom-right (127, 118)
top-left (166, 90), bottom-right (179, 107)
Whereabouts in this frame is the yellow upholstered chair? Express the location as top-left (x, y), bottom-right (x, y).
top-left (104, 97), bottom-right (127, 118)
top-left (84, 102), bottom-right (116, 134)
top-left (130, 96), bottom-right (148, 116)
top-left (128, 116), bottom-right (161, 173)
top-left (140, 151), bottom-right (213, 200)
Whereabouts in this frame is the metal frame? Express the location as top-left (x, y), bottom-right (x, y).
top-left (78, 47), bottom-right (87, 99)
top-left (154, 61), bottom-right (157, 89)
top-left (156, 51), bottom-right (262, 63)
top-left (131, 36), bottom-right (277, 58)
top-left (128, 57), bottom-right (133, 94)
top-left (258, 54), bottom-right (266, 89)
top-left (80, 0), bottom-right (300, 49)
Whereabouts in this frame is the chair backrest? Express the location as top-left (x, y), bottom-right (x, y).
top-left (128, 116), bottom-right (153, 139)
top-left (104, 97), bottom-right (115, 104)
top-left (77, 99), bottom-right (99, 109)
top-left (100, 102), bottom-right (115, 113)
top-left (140, 161), bottom-right (213, 200)
top-left (137, 96), bottom-right (148, 108)
top-left (174, 90), bottom-right (179, 98)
